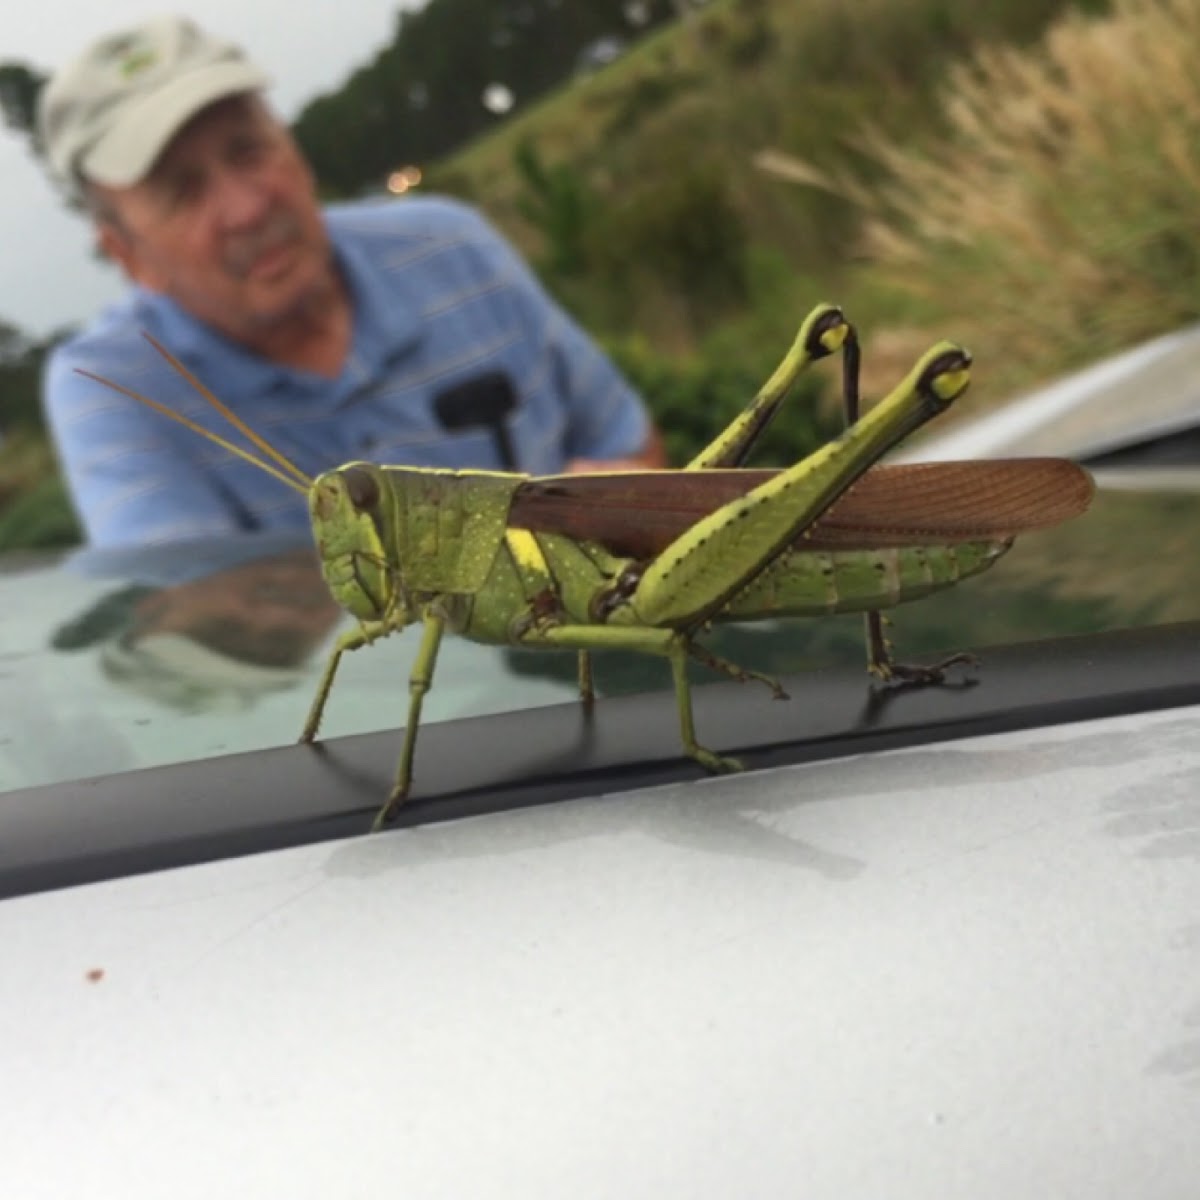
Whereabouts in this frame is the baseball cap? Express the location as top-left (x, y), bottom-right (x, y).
top-left (98, 630), bottom-right (310, 714)
top-left (37, 14), bottom-right (271, 194)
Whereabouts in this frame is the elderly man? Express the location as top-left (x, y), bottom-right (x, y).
top-left (38, 15), bottom-right (665, 551)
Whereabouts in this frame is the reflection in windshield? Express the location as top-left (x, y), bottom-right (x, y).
top-left (51, 548), bottom-right (342, 714)
top-left (0, 532), bottom-right (581, 796)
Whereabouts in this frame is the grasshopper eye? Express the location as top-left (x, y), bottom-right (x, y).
top-left (342, 467), bottom-right (379, 511)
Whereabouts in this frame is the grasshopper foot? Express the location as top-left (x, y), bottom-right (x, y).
top-left (689, 746), bottom-right (745, 775)
top-left (864, 611), bottom-right (977, 688)
top-left (869, 651), bottom-right (980, 687)
top-left (371, 788), bottom-right (408, 833)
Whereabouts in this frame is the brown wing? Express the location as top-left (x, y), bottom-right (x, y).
top-left (509, 459), bottom-right (1095, 559)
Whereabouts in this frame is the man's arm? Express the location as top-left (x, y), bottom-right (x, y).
top-left (564, 423), bottom-right (668, 472)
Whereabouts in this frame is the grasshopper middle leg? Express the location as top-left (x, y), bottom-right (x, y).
top-left (520, 623), bottom-right (745, 775)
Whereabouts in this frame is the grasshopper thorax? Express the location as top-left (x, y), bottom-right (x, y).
top-left (309, 462), bottom-right (409, 625)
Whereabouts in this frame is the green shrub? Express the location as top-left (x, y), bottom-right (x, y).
top-left (600, 64), bottom-right (703, 142)
top-left (510, 138), bottom-right (600, 277)
top-left (586, 159), bottom-right (751, 334)
top-left (0, 472), bottom-right (81, 553)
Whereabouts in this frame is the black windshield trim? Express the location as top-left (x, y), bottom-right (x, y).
top-left (3, 620), bottom-right (1200, 901)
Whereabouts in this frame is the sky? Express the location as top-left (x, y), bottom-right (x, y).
top-left (1, 1), bottom-right (428, 337)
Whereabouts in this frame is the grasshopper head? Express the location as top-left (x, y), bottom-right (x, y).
top-left (308, 463), bottom-right (408, 624)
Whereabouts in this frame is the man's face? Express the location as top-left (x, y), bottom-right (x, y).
top-left (93, 94), bottom-right (335, 337)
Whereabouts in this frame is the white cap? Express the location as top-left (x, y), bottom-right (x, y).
top-left (37, 14), bottom-right (271, 194)
top-left (99, 631), bottom-right (309, 713)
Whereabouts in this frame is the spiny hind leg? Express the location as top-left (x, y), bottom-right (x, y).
top-left (837, 329), bottom-right (976, 686)
top-left (597, 340), bottom-right (971, 634)
top-left (686, 302), bottom-right (851, 470)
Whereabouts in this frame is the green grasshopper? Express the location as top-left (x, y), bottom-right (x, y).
top-left (78, 303), bottom-right (1094, 830)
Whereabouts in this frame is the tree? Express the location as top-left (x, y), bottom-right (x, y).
top-left (0, 62), bottom-right (46, 149)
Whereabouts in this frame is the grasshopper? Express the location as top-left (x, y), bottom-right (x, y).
top-left (77, 303), bottom-right (1094, 829)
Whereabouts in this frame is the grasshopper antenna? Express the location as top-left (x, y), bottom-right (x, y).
top-left (139, 332), bottom-right (312, 488)
top-left (74, 367), bottom-right (311, 496)
top-left (74, 332), bottom-right (314, 495)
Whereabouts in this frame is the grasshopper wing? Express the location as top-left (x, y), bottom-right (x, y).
top-left (509, 459), bottom-right (1095, 559)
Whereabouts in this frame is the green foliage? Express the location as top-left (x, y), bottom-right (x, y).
top-left (599, 62), bottom-right (703, 141)
top-left (0, 321), bottom-right (72, 434)
top-left (0, 324), bottom-right (83, 553)
top-left (836, 0), bottom-right (1198, 399)
top-left (586, 158), bottom-right (751, 333)
top-left (0, 62), bottom-right (46, 144)
top-left (693, 2), bottom-right (774, 68)
top-left (511, 138), bottom-right (599, 277)
top-left (0, 463), bottom-right (80, 553)
top-left (440, 0), bottom-right (1104, 364)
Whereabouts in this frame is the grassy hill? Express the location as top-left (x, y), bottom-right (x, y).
top-left (422, 0), bottom-right (1119, 406)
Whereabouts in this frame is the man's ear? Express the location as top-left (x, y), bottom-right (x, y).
top-left (95, 220), bottom-right (138, 277)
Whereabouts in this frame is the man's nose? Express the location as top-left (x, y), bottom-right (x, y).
top-left (212, 168), bottom-right (272, 228)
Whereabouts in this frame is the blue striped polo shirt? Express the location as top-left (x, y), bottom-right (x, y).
top-left (43, 194), bottom-right (653, 559)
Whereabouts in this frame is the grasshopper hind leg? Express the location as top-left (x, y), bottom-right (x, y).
top-left (577, 650), bottom-right (596, 706)
top-left (688, 639), bottom-right (789, 701)
top-left (865, 611), bottom-right (979, 685)
top-left (840, 332), bottom-right (978, 688)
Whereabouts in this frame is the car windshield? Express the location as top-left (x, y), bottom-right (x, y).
top-left (4, 0), bottom-right (1200, 806)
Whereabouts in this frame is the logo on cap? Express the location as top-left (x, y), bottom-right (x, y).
top-left (117, 48), bottom-right (157, 79)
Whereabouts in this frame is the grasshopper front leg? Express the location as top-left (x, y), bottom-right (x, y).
top-left (300, 608), bottom-right (446, 830)
top-left (301, 618), bottom-right (396, 742)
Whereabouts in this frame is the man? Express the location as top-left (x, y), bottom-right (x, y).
top-left (37, 15), bottom-right (666, 552)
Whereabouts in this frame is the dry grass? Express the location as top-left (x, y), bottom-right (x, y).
top-left (822, 0), bottom-right (1200, 408)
